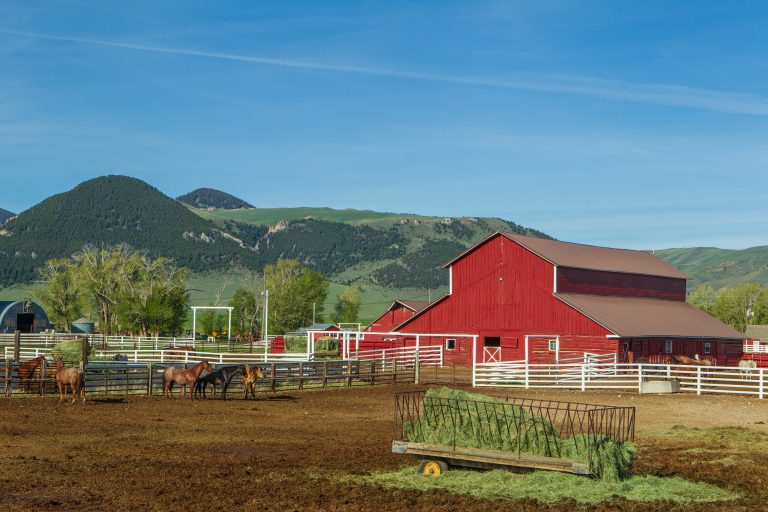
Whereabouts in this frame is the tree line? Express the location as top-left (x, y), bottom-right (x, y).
top-left (35, 244), bottom-right (363, 337)
top-left (689, 282), bottom-right (768, 333)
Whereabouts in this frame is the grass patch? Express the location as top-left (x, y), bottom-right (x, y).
top-left (355, 467), bottom-right (738, 505)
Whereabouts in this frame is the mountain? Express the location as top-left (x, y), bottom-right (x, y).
top-left (657, 246), bottom-right (768, 289)
top-left (0, 176), bottom-right (260, 286)
top-left (177, 188), bottom-right (254, 210)
top-left (0, 208), bottom-right (14, 224)
top-left (0, 176), bottom-right (550, 290)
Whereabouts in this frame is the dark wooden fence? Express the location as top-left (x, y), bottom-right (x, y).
top-left (2, 358), bottom-right (416, 398)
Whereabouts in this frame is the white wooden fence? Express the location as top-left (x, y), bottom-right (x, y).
top-left (351, 345), bottom-right (444, 367)
top-left (474, 361), bottom-right (767, 398)
top-left (3, 347), bottom-right (311, 364)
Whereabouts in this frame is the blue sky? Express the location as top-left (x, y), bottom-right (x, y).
top-left (1, 1), bottom-right (767, 249)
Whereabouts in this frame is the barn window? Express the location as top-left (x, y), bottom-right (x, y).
top-left (704, 342), bottom-right (711, 354)
top-left (548, 339), bottom-right (558, 352)
top-left (445, 339), bottom-right (456, 350)
top-left (665, 340), bottom-right (673, 354)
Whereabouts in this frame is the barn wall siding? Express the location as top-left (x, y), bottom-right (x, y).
top-left (557, 267), bottom-right (686, 301)
top-left (400, 235), bottom-right (612, 364)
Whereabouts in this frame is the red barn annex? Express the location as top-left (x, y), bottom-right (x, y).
top-left (376, 232), bottom-right (744, 366)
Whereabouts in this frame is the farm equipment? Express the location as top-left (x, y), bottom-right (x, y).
top-left (392, 389), bottom-right (635, 479)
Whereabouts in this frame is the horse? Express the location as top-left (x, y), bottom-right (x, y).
top-left (194, 365), bottom-right (245, 399)
top-left (17, 355), bottom-right (46, 392)
top-left (54, 357), bottom-right (85, 404)
top-left (738, 359), bottom-right (758, 380)
top-left (162, 361), bottom-right (211, 399)
top-left (241, 366), bottom-right (265, 400)
top-left (671, 354), bottom-right (712, 366)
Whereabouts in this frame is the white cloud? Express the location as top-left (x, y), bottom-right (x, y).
top-left (4, 29), bottom-right (768, 116)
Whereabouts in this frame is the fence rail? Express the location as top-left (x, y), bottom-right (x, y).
top-left (2, 358), bottom-right (416, 398)
top-left (0, 334), bottom-right (272, 352)
top-left (474, 361), bottom-right (767, 398)
top-left (351, 345), bottom-right (443, 367)
top-left (2, 347), bottom-right (309, 364)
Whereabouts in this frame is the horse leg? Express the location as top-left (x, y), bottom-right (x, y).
top-left (57, 380), bottom-right (63, 402)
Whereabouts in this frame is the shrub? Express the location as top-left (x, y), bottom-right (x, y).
top-left (51, 339), bottom-right (92, 365)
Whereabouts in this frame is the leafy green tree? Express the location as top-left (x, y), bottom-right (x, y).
top-left (230, 288), bottom-right (259, 337)
top-left (35, 258), bottom-right (82, 332)
top-left (711, 283), bottom-right (763, 332)
top-left (39, 244), bottom-right (190, 336)
top-left (265, 259), bottom-right (328, 334)
top-left (688, 285), bottom-right (720, 314)
top-left (334, 285), bottom-right (361, 323)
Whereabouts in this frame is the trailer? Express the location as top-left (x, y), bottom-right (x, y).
top-left (392, 390), bottom-right (635, 477)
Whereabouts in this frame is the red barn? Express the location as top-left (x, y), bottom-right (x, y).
top-left (366, 300), bottom-right (430, 333)
top-left (390, 232), bottom-right (744, 366)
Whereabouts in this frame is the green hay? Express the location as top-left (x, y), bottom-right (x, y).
top-left (403, 388), bottom-right (635, 481)
top-left (357, 467), bottom-right (738, 505)
top-left (665, 425), bottom-right (768, 448)
top-left (51, 339), bottom-right (92, 365)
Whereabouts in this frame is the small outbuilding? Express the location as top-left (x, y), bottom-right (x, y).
top-left (0, 300), bottom-right (52, 334)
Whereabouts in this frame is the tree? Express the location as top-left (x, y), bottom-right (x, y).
top-left (264, 259), bottom-right (328, 334)
top-left (35, 258), bottom-right (82, 332)
top-left (40, 244), bottom-right (190, 336)
top-left (334, 285), bottom-right (361, 323)
top-left (711, 283), bottom-right (764, 332)
top-left (688, 285), bottom-right (719, 314)
top-left (228, 269), bottom-right (264, 338)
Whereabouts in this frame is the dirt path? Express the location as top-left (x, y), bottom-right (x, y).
top-left (1, 385), bottom-right (767, 511)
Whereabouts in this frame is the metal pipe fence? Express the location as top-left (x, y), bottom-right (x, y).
top-left (474, 362), bottom-right (767, 398)
top-left (2, 357), bottom-right (416, 398)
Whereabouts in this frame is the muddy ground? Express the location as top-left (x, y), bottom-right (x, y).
top-left (1, 385), bottom-right (768, 511)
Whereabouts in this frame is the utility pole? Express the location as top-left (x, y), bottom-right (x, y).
top-left (313, 302), bottom-right (316, 324)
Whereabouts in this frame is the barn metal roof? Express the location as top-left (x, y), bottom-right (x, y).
top-left (556, 293), bottom-right (744, 339)
top-left (444, 232), bottom-right (690, 280)
top-left (395, 300), bottom-right (430, 313)
top-left (745, 325), bottom-right (768, 340)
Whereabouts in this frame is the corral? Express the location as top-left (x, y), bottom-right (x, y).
top-left (1, 385), bottom-right (767, 511)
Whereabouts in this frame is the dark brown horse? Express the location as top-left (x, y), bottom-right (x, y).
top-left (18, 355), bottom-right (46, 392)
top-left (162, 361), bottom-right (211, 399)
top-left (54, 357), bottom-right (85, 404)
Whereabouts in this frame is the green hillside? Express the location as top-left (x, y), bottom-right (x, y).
top-left (657, 246), bottom-right (768, 289)
top-left (0, 176), bottom-right (261, 286)
top-left (194, 206), bottom-right (415, 225)
top-left (176, 188), bottom-right (254, 210)
top-left (0, 208), bottom-right (13, 224)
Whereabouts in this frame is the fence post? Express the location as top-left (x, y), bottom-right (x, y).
top-left (392, 359), bottom-right (398, 385)
top-left (347, 361), bottom-right (353, 387)
top-left (696, 366), bottom-right (702, 395)
top-left (637, 364), bottom-right (643, 392)
top-left (270, 363), bottom-right (277, 392)
top-left (322, 361), bottom-right (328, 389)
top-left (298, 363), bottom-right (304, 390)
top-left (580, 364), bottom-right (586, 392)
top-left (4, 358), bottom-right (11, 397)
top-left (13, 330), bottom-right (20, 362)
top-left (147, 362), bottom-right (153, 396)
top-left (414, 350), bottom-right (420, 385)
top-left (39, 357), bottom-right (47, 396)
top-left (760, 368), bottom-right (764, 400)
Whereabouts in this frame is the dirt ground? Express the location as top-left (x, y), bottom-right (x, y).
top-left (2, 385), bottom-right (768, 511)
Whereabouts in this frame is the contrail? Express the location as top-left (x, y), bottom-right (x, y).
top-left (3, 29), bottom-right (768, 116)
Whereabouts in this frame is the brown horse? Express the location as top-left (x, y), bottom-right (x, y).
top-left (162, 361), bottom-right (211, 399)
top-left (18, 355), bottom-right (46, 392)
top-left (672, 354), bottom-right (713, 366)
top-left (241, 366), bottom-right (265, 399)
top-left (54, 357), bottom-right (85, 404)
